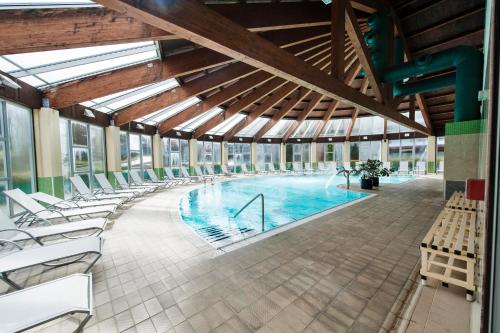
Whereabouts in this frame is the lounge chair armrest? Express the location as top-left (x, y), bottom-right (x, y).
top-left (0, 228), bottom-right (42, 244)
top-left (36, 208), bottom-right (71, 223)
top-left (0, 238), bottom-right (24, 251)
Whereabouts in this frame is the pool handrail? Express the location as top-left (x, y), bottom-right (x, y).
top-left (233, 193), bottom-right (265, 232)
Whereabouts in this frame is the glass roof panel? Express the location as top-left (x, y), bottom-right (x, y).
top-left (137, 97), bottom-right (200, 125)
top-left (0, 41), bottom-right (160, 88)
top-left (82, 78), bottom-right (179, 114)
top-left (236, 117), bottom-right (269, 137)
top-left (263, 119), bottom-right (294, 138)
top-left (292, 120), bottom-right (321, 138)
top-left (321, 119), bottom-right (350, 137)
top-left (175, 107), bottom-right (222, 132)
top-left (0, 0), bottom-right (98, 9)
top-left (207, 114), bottom-right (246, 135)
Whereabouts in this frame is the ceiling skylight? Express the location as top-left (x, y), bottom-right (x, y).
top-left (263, 119), bottom-right (294, 138)
top-left (0, 41), bottom-right (160, 88)
top-left (321, 119), bottom-right (350, 137)
top-left (137, 97), bottom-right (201, 125)
top-left (207, 114), bottom-right (246, 135)
top-left (236, 117), bottom-right (269, 137)
top-left (174, 107), bottom-right (222, 132)
top-left (0, 0), bottom-right (98, 9)
top-left (291, 120), bottom-right (321, 138)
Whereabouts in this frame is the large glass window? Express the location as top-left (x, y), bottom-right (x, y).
top-left (197, 141), bottom-right (221, 165)
top-left (256, 144), bottom-right (280, 168)
top-left (0, 101), bottom-right (36, 214)
top-left (59, 119), bottom-right (106, 197)
top-left (436, 136), bottom-right (445, 167)
top-left (317, 143), bottom-right (343, 162)
top-left (227, 143), bottom-right (251, 170)
top-left (285, 143), bottom-right (310, 163)
top-left (119, 131), bottom-right (153, 179)
top-left (350, 141), bottom-right (382, 162)
top-left (162, 138), bottom-right (189, 169)
top-left (388, 138), bottom-right (429, 170)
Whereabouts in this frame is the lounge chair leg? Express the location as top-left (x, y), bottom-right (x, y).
top-left (74, 314), bottom-right (93, 332)
top-left (84, 253), bottom-right (102, 273)
top-left (1, 273), bottom-right (22, 290)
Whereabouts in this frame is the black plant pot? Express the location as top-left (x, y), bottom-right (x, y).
top-left (372, 177), bottom-right (379, 187)
top-left (360, 178), bottom-right (373, 190)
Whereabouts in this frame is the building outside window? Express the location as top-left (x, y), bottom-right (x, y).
top-left (227, 142), bottom-right (251, 171)
top-left (0, 100), bottom-right (36, 214)
top-left (350, 141), bottom-right (381, 162)
top-left (256, 144), bottom-right (280, 170)
top-left (119, 131), bottom-right (153, 179)
top-left (316, 143), bottom-right (343, 162)
top-left (285, 143), bottom-right (310, 163)
top-left (60, 119), bottom-right (106, 198)
top-left (162, 138), bottom-right (189, 174)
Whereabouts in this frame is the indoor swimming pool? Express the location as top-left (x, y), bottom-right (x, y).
top-left (179, 174), bottom-right (414, 245)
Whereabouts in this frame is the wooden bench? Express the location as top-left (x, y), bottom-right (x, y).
top-left (420, 208), bottom-right (477, 300)
top-left (445, 191), bottom-right (477, 211)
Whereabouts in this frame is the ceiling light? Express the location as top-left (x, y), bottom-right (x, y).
top-left (238, 138), bottom-right (243, 142)
top-left (83, 109), bottom-right (95, 118)
top-left (176, 131), bottom-right (181, 137)
top-left (136, 123), bottom-right (145, 130)
top-left (322, 0), bottom-right (332, 4)
top-left (209, 135), bottom-right (213, 139)
top-left (267, 139), bottom-right (271, 142)
top-left (328, 138), bottom-right (332, 142)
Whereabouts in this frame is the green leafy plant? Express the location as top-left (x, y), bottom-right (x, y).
top-left (353, 159), bottom-right (393, 179)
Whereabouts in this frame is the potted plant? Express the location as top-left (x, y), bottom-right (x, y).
top-left (367, 159), bottom-right (392, 186)
top-left (353, 162), bottom-right (373, 189)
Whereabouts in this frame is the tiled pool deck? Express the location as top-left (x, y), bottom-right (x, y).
top-left (11, 177), bottom-right (445, 332)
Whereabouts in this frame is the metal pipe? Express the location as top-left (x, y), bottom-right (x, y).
top-left (233, 193), bottom-right (265, 232)
top-left (394, 73), bottom-right (456, 97)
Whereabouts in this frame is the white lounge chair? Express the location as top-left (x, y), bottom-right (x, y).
top-left (4, 189), bottom-right (115, 226)
top-left (111, 172), bottom-right (154, 194)
top-left (292, 162), bottom-right (304, 174)
top-left (220, 165), bottom-right (235, 177)
top-left (195, 166), bottom-right (215, 181)
top-left (71, 175), bottom-right (135, 202)
top-left (254, 164), bottom-right (267, 175)
top-left (416, 161), bottom-right (426, 175)
top-left (240, 164), bottom-right (255, 175)
top-left (129, 170), bottom-right (164, 190)
top-left (399, 161), bottom-right (410, 175)
top-left (30, 191), bottom-right (123, 210)
top-left (180, 166), bottom-right (202, 182)
top-left (95, 173), bottom-right (146, 197)
top-left (267, 163), bottom-right (280, 174)
top-left (0, 273), bottom-right (93, 332)
top-left (164, 167), bottom-right (191, 184)
top-left (329, 162), bottom-right (338, 172)
top-left (437, 161), bottom-right (444, 174)
top-left (317, 162), bottom-right (327, 173)
top-left (0, 236), bottom-right (102, 290)
top-left (279, 163), bottom-right (291, 174)
top-left (146, 169), bottom-right (176, 187)
top-left (304, 163), bottom-right (314, 174)
top-left (343, 162), bottom-right (351, 170)
top-left (0, 210), bottom-right (106, 244)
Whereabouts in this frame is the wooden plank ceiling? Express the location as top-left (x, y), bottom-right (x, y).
top-left (0, 0), bottom-right (485, 139)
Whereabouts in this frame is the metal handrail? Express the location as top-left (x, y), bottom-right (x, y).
top-left (233, 193), bottom-right (265, 232)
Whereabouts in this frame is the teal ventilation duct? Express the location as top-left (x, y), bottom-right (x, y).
top-left (363, 10), bottom-right (484, 122)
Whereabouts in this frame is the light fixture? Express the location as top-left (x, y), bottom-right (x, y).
top-left (363, 136), bottom-right (368, 140)
top-left (136, 123), bottom-right (145, 130)
top-left (267, 138), bottom-right (271, 142)
top-left (83, 109), bottom-right (95, 118)
top-left (297, 138), bottom-right (301, 142)
top-left (404, 133), bottom-right (410, 137)
top-left (328, 138), bottom-right (333, 142)
top-left (209, 135), bottom-right (213, 139)
top-left (176, 131), bottom-right (181, 137)
top-left (0, 74), bottom-right (22, 89)
top-left (322, 0), bottom-right (332, 4)
top-left (239, 138), bottom-right (243, 142)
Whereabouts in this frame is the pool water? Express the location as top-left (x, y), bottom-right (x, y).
top-left (179, 174), bottom-right (413, 245)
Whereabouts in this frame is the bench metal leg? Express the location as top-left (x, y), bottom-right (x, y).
top-left (1, 272), bottom-right (22, 290)
top-left (74, 314), bottom-right (92, 332)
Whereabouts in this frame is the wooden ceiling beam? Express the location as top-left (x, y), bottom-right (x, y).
top-left (331, 0), bottom-right (346, 80)
top-left (282, 92), bottom-right (323, 141)
top-left (46, 26), bottom-right (329, 109)
top-left (254, 87), bottom-right (312, 141)
top-left (345, 2), bottom-right (384, 102)
top-left (95, 0), bottom-right (430, 135)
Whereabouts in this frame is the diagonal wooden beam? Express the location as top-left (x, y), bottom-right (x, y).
top-left (282, 92), bottom-right (323, 141)
top-left (312, 60), bottom-right (363, 140)
top-left (345, 2), bottom-right (384, 102)
top-left (346, 77), bottom-right (370, 140)
top-left (192, 77), bottom-right (287, 139)
top-left (331, 0), bottom-right (346, 80)
top-left (96, 0), bottom-right (430, 135)
top-left (159, 44), bottom-right (329, 135)
top-left (45, 27), bottom-right (330, 109)
top-left (254, 87), bottom-right (312, 141)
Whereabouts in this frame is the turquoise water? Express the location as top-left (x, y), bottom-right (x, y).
top-left (179, 174), bottom-right (413, 242)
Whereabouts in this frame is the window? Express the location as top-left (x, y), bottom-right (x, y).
top-left (285, 143), bottom-right (310, 163)
top-left (197, 141), bottom-right (221, 165)
top-left (119, 131), bottom-right (153, 178)
top-left (207, 114), bottom-right (246, 136)
top-left (292, 120), bottom-right (321, 138)
top-left (317, 143), bottom-right (343, 162)
top-left (321, 119), bottom-right (350, 137)
top-left (0, 101), bottom-right (36, 214)
top-left (350, 141), bottom-right (381, 162)
top-left (227, 143), bottom-right (251, 170)
top-left (237, 118), bottom-right (269, 137)
top-left (388, 138), bottom-right (429, 170)
top-left (59, 119), bottom-right (106, 198)
top-left (256, 144), bottom-right (280, 168)
top-left (436, 136), bottom-right (445, 167)
top-left (263, 119), bottom-right (294, 138)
